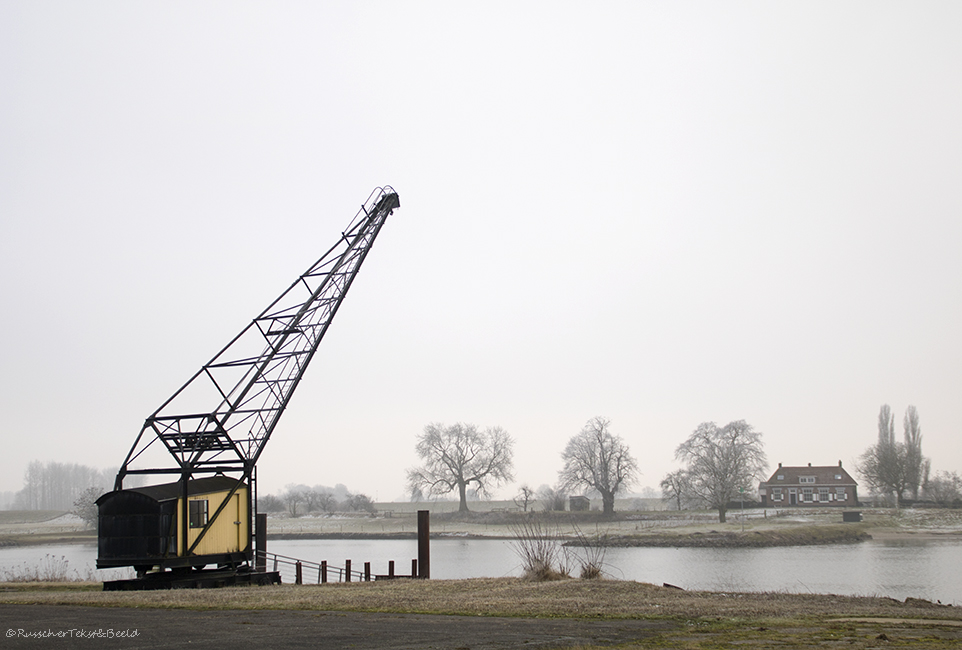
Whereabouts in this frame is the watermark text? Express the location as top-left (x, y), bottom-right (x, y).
top-left (7, 628), bottom-right (140, 639)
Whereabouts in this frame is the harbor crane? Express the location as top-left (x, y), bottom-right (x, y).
top-left (97, 186), bottom-right (399, 586)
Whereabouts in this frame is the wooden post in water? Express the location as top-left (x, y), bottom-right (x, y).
top-left (418, 509), bottom-right (430, 579)
top-left (364, 562), bottom-right (371, 582)
top-left (321, 560), bottom-right (327, 583)
top-left (255, 513), bottom-right (267, 573)
top-left (345, 559), bottom-right (352, 582)
top-left (411, 558), bottom-right (417, 578)
top-left (295, 561), bottom-right (302, 585)
top-left (388, 560), bottom-right (395, 578)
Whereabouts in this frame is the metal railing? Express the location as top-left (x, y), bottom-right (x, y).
top-left (255, 550), bottom-right (418, 584)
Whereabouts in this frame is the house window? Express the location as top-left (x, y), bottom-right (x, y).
top-left (776, 475), bottom-right (784, 481)
top-left (799, 476), bottom-right (815, 484)
top-left (189, 499), bottom-right (208, 528)
top-left (836, 488), bottom-right (847, 501)
top-left (802, 488), bottom-right (813, 502)
top-left (772, 487), bottom-right (782, 502)
top-left (835, 474), bottom-right (843, 480)
top-left (819, 488), bottom-right (830, 502)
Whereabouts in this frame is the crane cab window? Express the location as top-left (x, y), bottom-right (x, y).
top-left (189, 499), bottom-right (209, 528)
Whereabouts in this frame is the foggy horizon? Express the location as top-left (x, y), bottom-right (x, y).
top-left (2, 3), bottom-right (960, 505)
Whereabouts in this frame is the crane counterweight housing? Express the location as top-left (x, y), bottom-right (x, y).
top-left (97, 186), bottom-right (399, 582)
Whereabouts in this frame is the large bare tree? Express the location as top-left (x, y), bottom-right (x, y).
top-left (407, 423), bottom-right (514, 513)
top-left (558, 417), bottom-right (638, 515)
top-left (674, 420), bottom-right (766, 523)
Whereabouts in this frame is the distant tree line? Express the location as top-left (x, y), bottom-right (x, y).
top-left (258, 483), bottom-right (376, 517)
top-left (12, 461), bottom-right (115, 511)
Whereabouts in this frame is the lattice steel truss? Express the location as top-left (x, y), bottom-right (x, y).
top-left (115, 186), bottom-right (399, 491)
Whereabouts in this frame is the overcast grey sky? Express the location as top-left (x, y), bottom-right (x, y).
top-left (2, 2), bottom-right (960, 502)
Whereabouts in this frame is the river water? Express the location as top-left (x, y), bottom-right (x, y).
top-left (2, 538), bottom-right (959, 605)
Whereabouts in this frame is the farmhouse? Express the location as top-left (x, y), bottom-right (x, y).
top-left (758, 462), bottom-right (858, 507)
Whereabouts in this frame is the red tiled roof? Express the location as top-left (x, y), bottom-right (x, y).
top-left (763, 464), bottom-right (857, 486)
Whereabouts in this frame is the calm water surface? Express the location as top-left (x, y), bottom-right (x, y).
top-left (2, 538), bottom-right (959, 605)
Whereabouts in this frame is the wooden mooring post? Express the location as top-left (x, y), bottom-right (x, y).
top-left (255, 513), bottom-right (267, 573)
top-left (295, 561), bottom-right (302, 585)
top-left (345, 559), bottom-right (352, 582)
top-left (418, 509), bottom-right (430, 579)
top-left (321, 560), bottom-right (327, 583)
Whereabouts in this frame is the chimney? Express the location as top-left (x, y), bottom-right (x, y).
top-left (808, 462), bottom-right (812, 467)
top-left (778, 462), bottom-right (782, 468)
top-left (839, 460), bottom-right (842, 467)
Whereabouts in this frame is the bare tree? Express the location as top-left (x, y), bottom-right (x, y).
top-left (283, 484), bottom-right (307, 517)
top-left (513, 484), bottom-right (536, 512)
top-left (924, 471), bottom-right (961, 507)
top-left (558, 417), bottom-right (638, 515)
top-left (407, 423), bottom-right (514, 513)
top-left (303, 488), bottom-right (338, 513)
top-left (675, 420), bottom-right (766, 523)
top-left (71, 486), bottom-right (104, 528)
top-left (342, 492), bottom-right (376, 513)
top-left (257, 493), bottom-right (285, 513)
top-left (315, 491), bottom-right (336, 513)
top-left (659, 469), bottom-right (692, 511)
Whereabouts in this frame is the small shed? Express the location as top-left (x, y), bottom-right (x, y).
top-left (97, 476), bottom-right (249, 572)
top-left (569, 495), bottom-right (590, 512)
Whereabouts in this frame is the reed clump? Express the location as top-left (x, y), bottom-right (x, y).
top-left (511, 516), bottom-right (611, 581)
top-left (0, 554), bottom-right (89, 583)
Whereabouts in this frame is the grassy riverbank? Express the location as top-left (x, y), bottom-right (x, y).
top-left (597, 524), bottom-right (873, 547)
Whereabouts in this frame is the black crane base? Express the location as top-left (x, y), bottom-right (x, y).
top-left (103, 569), bottom-right (281, 591)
